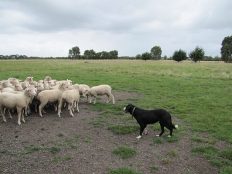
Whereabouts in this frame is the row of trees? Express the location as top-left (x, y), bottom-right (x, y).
top-left (68, 46), bottom-right (118, 59)
top-left (134, 35), bottom-right (232, 62)
top-left (0, 36), bottom-right (230, 62)
top-left (135, 46), bottom-right (205, 62)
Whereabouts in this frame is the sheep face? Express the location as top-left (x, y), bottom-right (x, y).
top-left (26, 76), bottom-right (33, 83)
top-left (15, 84), bottom-right (23, 91)
top-left (25, 87), bottom-right (37, 97)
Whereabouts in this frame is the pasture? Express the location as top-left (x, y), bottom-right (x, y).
top-left (0, 60), bottom-right (232, 174)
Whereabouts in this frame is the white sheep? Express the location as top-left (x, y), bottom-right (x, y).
top-left (0, 86), bottom-right (37, 125)
top-left (25, 76), bottom-right (34, 84)
top-left (8, 78), bottom-right (20, 86)
top-left (78, 84), bottom-right (90, 102)
top-left (58, 84), bottom-right (80, 117)
top-left (44, 76), bottom-right (52, 81)
top-left (1, 80), bottom-right (14, 88)
top-left (20, 81), bottom-right (30, 89)
top-left (37, 83), bottom-right (68, 117)
top-left (88, 85), bottom-right (115, 104)
top-left (56, 79), bottom-right (72, 85)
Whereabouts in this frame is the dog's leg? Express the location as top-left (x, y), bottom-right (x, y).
top-left (168, 128), bottom-right (173, 137)
top-left (156, 123), bottom-right (164, 137)
top-left (137, 124), bottom-right (146, 139)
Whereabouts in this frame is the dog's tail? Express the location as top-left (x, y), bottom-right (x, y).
top-left (172, 124), bottom-right (179, 129)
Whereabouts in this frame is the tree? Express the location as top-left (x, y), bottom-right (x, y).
top-left (150, 46), bottom-right (162, 60)
top-left (135, 54), bottom-right (141, 59)
top-left (141, 52), bottom-right (151, 61)
top-left (221, 36), bottom-right (232, 62)
top-left (84, 49), bottom-right (96, 59)
top-left (108, 50), bottom-right (118, 59)
top-left (189, 47), bottom-right (205, 62)
top-left (172, 49), bottom-right (187, 62)
top-left (99, 51), bottom-right (110, 59)
top-left (68, 46), bottom-right (80, 59)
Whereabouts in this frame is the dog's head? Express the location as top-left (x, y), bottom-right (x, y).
top-left (123, 104), bottom-right (135, 114)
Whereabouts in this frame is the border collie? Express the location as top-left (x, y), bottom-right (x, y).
top-left (123, 104), bottom-right (178, 139)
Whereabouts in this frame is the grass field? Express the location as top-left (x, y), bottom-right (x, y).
top-left (0, 59), bottom-right (232, 173)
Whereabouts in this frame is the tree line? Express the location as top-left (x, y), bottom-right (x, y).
top-left (68, 47), bottom-right (118, 59)
top-left (0, 35), bottom-right (231, 62)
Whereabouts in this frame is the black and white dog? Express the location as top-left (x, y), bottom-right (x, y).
top-left (124, 104), bottom-right (178, 139)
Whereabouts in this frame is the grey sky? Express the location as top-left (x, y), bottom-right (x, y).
top-left (0, 0), bottom-right (231, 57)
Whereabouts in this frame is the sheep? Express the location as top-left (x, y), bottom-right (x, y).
top-left (0, 86), bottom-right (37, 125)
top-left (36, 83), bottom-right (44, 92)
top-left (20, 81), bottom-right (30, 89)
top-left (25, 76), bottom-right (34, 84)
top-left (44, 76), bottom-right (52, 82)
top-left (37, 83), bottom-right (68, 117)
top-left (43, 81), bottom-right (51, 90)
top-left (56, 79), bottom-right (72, 85)
top-left (58, 84), bottom-right (80, 117)
top-left (88, 85), bottom-right (115, 104)
top-left (14, 83), bottom-right (23, 91)
top-left (1, 84), bottom-right (23, 93)
top-left (77, 84), bottom-right (90, 102)
top-left (8, 78), bottom-right (20, 86)
top-left (1, 80), bottom-right (14, 88)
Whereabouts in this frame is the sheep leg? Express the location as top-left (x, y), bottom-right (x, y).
top-left (16, 107), bottom-right (22, 125)
top-left (57, 99), bottom-right (63, 117)
top-left (89, 96), bottom-right (92, 103)
top-left (21, 109), bottom-right (25, 123)
top-left (7, 109), bottom-right (12, 119)
top-left (54, 104), bottom-right (58, 112)
top-left (68, 104), bottom-right (74, 117)
top-left (3, 108), bottom-right (12, 119)
top-left (39, 102), bottom-right (47, 117)
top-left (110, 94), bottom-right (115, 104)
top-left (86, 95), bottom-right (89, 103)
top-left (76, 102), bottom-right (79, 113)
top-left (24, 107), bottom-right (28, 117)
top-left (0, 106), bottom-right (7, 122)
top-left (106, 94), bottom-right (110, 103)
top-left (93, 96), bottom-right (97, 104)
top-left (71, 102), bottom-right (75, 113)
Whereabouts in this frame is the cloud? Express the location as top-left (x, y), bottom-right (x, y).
top-left (0, 0), bottom-right (231, 57)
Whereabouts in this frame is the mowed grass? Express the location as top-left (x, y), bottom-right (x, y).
top-left (0, 60), bottom-right (232, 172)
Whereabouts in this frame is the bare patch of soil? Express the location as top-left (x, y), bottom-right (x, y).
top-left (0, 91), bottom-right (218, 174)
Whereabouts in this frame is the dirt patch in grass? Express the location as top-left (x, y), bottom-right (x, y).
top-left (0, 91), bottom-right (218, 174)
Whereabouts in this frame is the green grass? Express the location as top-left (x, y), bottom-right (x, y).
top-left (192, 145), bottom-right (232, 172)
top-left (108, 125), bottom-right (139, 135)
top-left (1, 59), bottom-right (232, 172)
top-left (191, 135), bottom-right (216, 144)
top-left (109, 167), bottom-right (141, 174)
top-left (220, 166), bottom-right (232, 174)
top-left (112, 146), bottom-right (136, 159)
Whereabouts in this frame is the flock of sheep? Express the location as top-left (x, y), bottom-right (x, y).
top-left (0, 76), bottom-right (115, 125)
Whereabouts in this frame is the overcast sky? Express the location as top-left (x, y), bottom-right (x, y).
top-left (0, 0), bottom-right (231, 57)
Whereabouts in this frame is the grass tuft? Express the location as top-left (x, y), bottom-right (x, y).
top-left (112, 146), bottom-right (136, 159)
